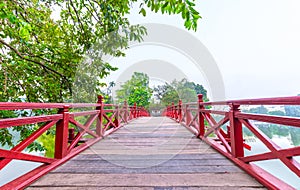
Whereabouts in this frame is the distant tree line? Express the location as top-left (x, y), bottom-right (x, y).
top-left (114, 72), bottom-right (209, 109)
top-left (243, 105), bottom-right (300, 146)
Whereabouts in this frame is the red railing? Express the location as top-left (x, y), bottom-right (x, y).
top-left (0, 95), bottom-right (149, 189)
top-left (164, 95), bottom-right (300, 190)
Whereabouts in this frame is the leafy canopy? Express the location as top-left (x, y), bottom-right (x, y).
top-left (0, 0), bottom-right (200, 104)
top-left (154, 78), bottom-right (208, 106)
top-left (116, 72), bottom-right (153, 108)
top-left (0, 0), bottom-right (200, 150)
top-left (0, 0), bottom-right (200, 149)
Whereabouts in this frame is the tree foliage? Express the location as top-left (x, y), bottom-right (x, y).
top-left (153, 78), bottom-right (208, 106)
top-left (0, 0), bottom-right (200, 104)
top-left (116, 72), bottom-right (152, 108)
top-left (285, 106), bottom-right (300, 146)
top-left (242, 105), bottom-right (300, 146)
top-left (0, 0), bottom-right (201, 148)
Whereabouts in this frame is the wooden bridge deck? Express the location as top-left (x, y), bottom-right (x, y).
top-left (28, 117), bottom-right (265, 189)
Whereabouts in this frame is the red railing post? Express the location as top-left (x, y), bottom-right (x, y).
top-left (178, 99), bottom-right (182, 122)
top-left (134, 102), bottom-right (137, 118)
top-left (171, 102), bottom-right (174, 119)
top-left (229, 103), bottom-right (244, 157)
top-left (55, 105), bottom-right (69, 159)
top-left (175, 105), bottom-right (177, 119)
top-left (185, 104), bottom-right (191, 126)
top-left (114, 105), bottom-right (119, 127)
top-left (198, 94), bottom-right (205, 137)
top-left (96, 95), bottom-right (104, 136)
top-left (137, 107), bottom-right (140, 118)
top-left (124, 100), bottom-right (128, 123)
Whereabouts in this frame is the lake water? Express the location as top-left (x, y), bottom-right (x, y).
top-left (0, 160), bottom-right (42, 186)
top-left (0, 141), bottom-right (43, 187)
top-left (1, 137), bottom-right (300, 188)
top-left (245, 136), bottom-right (300, 189)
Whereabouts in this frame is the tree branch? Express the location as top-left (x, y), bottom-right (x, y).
top-left (87, 0), bottom-right (103, 24)
top-left (69, 0), bottom-right (85, 34)
top-left (0, 38), bottom-right (65, 78)
top-left (83, 3), bottom-right (99, 22)
top-left (6, 66), bottom-right (30, 101)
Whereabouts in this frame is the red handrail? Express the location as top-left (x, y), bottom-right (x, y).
top-left (0, 96), bottom-right (149, 189)
top-left (164, 94), bottom-right (300, 190)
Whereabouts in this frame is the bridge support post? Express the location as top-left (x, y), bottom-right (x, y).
top-left (229, 103), bottom-right (244, 158)
top-left (137, 107), bottom-right (140, 117)
top-left (124, 101), bottom-right (128, 123)
top-left (134, 102), bottom-right (137, 118)
top-left (178, 100), bottom-right (182, 122)
top-left (55, 105), bottom-right (69, 159)
top-left (185, 104), bottom-right (191, 126)
top-left (198, 94), bottom-right (205, 137)
top-left (171, 102), bottom-right (174, 119)
top-left (96, 95), bottom-right (104, 136)
top-left (114, 105), bottom-right (119, 127)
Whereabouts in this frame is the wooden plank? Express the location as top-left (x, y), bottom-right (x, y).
top-left (27, 187), bottom-right (265, 190)
top-left (52, 158), bottom-right (234, 167)
top-left (71, 153), bottom-right (226, 160)
top-left (53, 165), bottom-right (243, 174)
top-left (30, 173), bottom-right (263, 187)
top-left (80, 149), bottom-right (217, 155)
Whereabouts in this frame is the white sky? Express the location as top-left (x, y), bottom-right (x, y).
top-left (115, 0), bottom-right (300, 100)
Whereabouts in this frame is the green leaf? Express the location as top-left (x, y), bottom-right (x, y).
top-left (186, 0), bottom-right (195, 6)
top-left (19, 27), bottom-right (30, 40)
top-left (139, 8), bottom-right (146, 17)
top-left (0, 12), bottom-right (7, 19)
top-left (8, 14), bottom-right (17, 24)
top-left (162, 2), bottom-right (169, 9)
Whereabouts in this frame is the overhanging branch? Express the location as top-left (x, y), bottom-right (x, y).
top-left (0, 38), bottom-right (65, 78)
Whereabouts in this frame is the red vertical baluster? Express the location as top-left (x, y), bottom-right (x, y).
top-left (175, 104), bottom-right (177, 119)
top-left (186, 104), bottom-right (191, 126)
top-left (178, 99), bottom-right (182, 122)
top-left (124, 100), bottom-right (128, 123)
top-left (229, 103), bottom-right (244, 157)
top-left (134, 103), bottom-right (136, 118)
top-left (198, 94), bottom-right (205, 137)
top-left (137, 107), bottom-right (140, 118)
top-left (96, 95), bottom-right (104, 136)
top-left (171, 102), bottom-right (174, 119)
top-left (114, 105), bottom-right (119, 127)
top-left (55, 105), bottom-right (69, 159)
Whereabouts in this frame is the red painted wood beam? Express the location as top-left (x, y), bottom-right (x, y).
top-left (0, 114), bottom-right (62, 128)
top-left (0, 149), bottom-right (55, 164)
top-left (236, 112), bottom-right (300, 128)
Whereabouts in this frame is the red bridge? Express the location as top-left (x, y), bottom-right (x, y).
top-left (0, 95), bottom-right (300, 189)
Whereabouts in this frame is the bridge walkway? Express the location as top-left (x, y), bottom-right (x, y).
top-left (28, 117), bottom-right (265, 189)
